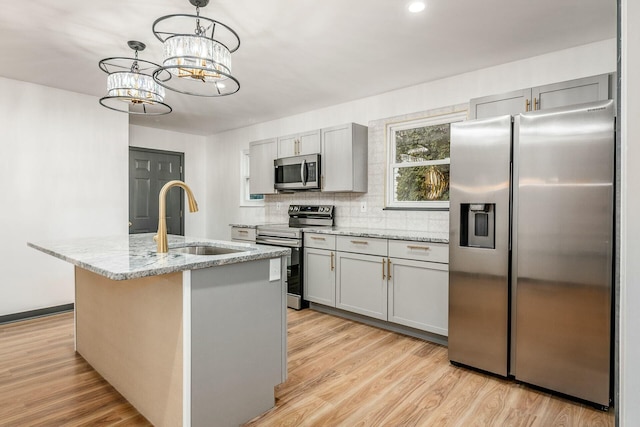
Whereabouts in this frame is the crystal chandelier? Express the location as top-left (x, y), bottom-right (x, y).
top-left (152, 0), bottom-right (240, 97)
top-left (98, 41), bottom-right (172, 115)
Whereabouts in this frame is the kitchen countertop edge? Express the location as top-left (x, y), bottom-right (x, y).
top-left (28, 234), bottom-right (290, 281)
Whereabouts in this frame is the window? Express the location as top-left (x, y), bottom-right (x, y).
top-left (240, 149), bottom-right (264, 207)
top-left (386, 110), bottom-right (466, 209)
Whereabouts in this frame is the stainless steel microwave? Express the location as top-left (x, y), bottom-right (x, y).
top-left (274, 154), bottom-right (321, 191)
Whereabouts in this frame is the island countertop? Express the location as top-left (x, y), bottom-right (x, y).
top-left (28, 233), bottom-right (290, 281)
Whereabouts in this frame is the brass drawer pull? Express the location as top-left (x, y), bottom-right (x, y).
top-left (238, 230), bottom-right (248, 234)
top-left (310, 236), bottom-right (326, 240)
top-left (387, 259), bottom-right (391, 280)
top-left (382, 259), bottom-right (386, 280)
top-left (330, 252), bottom-right (334, 271)
top-left (350, 240), bottom-right (369, 245)
top-left (407, 245), bottom-right (430, 251)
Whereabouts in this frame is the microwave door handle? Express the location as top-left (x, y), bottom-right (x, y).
top-left (300, 159), bottom-right (307, 186)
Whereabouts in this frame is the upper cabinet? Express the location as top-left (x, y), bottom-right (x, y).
top-left (469, 74), bottom-right (611, 120)
top-left (321, 123), bottom-right (368, 193)
top-left (277, 130), bottom-right (321, 158)
top-left (249, 138), bottom-right (277, 195)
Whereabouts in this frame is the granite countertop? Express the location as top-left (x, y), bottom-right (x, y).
top-left (230, 222), bottom-right (449, 244)
top-left (302, 227), bottom-right (449, 243)
top-left (28, 234), bottom-right (290, 281)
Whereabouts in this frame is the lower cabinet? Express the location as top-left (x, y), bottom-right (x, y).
top-left (304, 235), bottom-right (449, 337)
top-left (388, 257), bottom-right (448, 336)
top-left (304, 248), bottom-right (336, 306)
top-left (335, 252), bottom-right (387, 321)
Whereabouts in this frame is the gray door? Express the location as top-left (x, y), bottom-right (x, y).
top-left (129, 147), bottom-right (184, 235)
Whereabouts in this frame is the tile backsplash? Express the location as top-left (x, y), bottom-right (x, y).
top-left (264, 104), bottom-right (467, 233)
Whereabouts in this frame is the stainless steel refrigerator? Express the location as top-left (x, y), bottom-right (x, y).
top-left (448, 100), bottom-right (614, 408)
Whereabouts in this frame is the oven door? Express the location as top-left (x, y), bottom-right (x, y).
top-left (255, 237), bottom-right (305, 310)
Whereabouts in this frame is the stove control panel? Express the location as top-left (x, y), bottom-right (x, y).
top-left (288, 204), bottom-right (334, 217)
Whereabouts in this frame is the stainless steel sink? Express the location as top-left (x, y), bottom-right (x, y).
top-left (170, 245), bottom-right (246, 256)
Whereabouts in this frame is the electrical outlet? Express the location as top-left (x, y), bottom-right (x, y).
top-left (276, 202), bottom-right (282, 211)
top-left (360, 201), bottom-right (367, 213)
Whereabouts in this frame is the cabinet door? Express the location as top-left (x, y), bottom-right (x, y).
top-left (336, 252), bottom-right (387, 320)
top-left (532, 74), bottom-right (609, 111)
top-left (388, 258), bottom-right (449, 336)
top-left (304, 248), bottom-right (335, 306)
top-left (321, 123), bottom-right (368, 192)
top-left (469, 88), bottom-right (532, 120)
top-left (277, 134), bottom-right (297, 158)
top-left (249, 138), bottom-right (277, 195)
top-left (297, 130), bottom-right (321, 155)
top-left (277, 130), bottom-right (321, 158)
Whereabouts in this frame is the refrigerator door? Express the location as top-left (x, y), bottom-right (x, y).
top-left (449, 115), bottom-right (512, 376)
top-left (514, 100), bottom-right (614, 406)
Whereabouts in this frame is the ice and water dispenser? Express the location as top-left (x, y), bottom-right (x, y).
top-left (460, 203), bottom-right (495, 249)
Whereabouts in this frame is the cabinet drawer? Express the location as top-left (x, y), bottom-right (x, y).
top-left (388, 240), bottom-right (448, 263)
top-left (336, 235), bottom-right (387, 256)
top-left (304, 233), bottom-right (336, 250)
top-left (230, 227), bottom-right (256, 242)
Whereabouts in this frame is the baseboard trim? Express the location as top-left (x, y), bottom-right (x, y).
top-left (309, 302), bottom-right (448, 347)
top-left (0, 303), bottom-right (74, 325)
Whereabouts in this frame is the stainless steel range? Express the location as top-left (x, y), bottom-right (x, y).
top-left (256, 205), bottom-right (334, 309)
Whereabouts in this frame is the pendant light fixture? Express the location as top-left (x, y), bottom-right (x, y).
top-left (99, 41), bottom-right (172, 115)
top-left (152, 0), bottom-right (240, 97)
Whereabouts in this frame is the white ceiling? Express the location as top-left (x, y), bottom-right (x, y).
top-left (0, 0), bottom-right (615, 136)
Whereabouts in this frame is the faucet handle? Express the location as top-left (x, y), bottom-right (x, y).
top-left (153, 234), bottom-right (158, 242)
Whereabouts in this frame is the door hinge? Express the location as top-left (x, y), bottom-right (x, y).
top-left (180, 165), bottom-right (183, 174)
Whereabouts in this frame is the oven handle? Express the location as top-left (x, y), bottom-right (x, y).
top-left (301, 159), bottom-right (307, 187)
top-left (256, 237), bottom-right (301, 248)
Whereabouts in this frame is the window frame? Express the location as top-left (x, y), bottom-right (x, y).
top-left (385, 110), bottom-right (467, 210)
top-left (240, 149), bottom-right (265, 207)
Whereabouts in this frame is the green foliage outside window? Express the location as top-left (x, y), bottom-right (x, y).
top-left (394, 123), bottom-right (451, 202)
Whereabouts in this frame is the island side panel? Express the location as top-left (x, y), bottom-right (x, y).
top-left (190, 257), bottom-right (287, 427)
top-left (74, 267), bottom-right (183, 427)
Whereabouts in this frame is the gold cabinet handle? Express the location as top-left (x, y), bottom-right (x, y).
top-left (310, 236), bottom-right (326, 240)
top-left (238, 230), bottom-right (248, 234)
top-left (525, 99), bottom-right (530, 112)
top-left (382, 259), bottom-right (386, 280)
top-left (350, 240), bottom-right (369, 245)
top-left (534, 97), bottom-right (539, 110)
top-left (330, 252), bottom-right (334, 271)
top-left (407, 245), bottom-right (430, 251)
top-left (387, 258), bottom-right (392, 280)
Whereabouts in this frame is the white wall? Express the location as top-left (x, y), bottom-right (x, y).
top-left (620, 1), bottom-right (640, 424)
top-left (129, 125), bottom-right (208, 237)
top-left (0, 76), bottom-right (128, 316)
top-left (205, 39), bottom-right (616, 240)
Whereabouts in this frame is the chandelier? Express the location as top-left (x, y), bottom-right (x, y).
top-left (152, 0), bottom-right (240, 97)
top-left (98, 41), bottom-right (172, 115)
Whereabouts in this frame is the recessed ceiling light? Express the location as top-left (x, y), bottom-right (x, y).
top-left (408, 1), bottom-right (426, 13)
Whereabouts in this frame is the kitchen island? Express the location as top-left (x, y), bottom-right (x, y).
top-left (28, 234), bottom-right (290, 427)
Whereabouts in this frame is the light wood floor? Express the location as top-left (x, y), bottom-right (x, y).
top-left (0, 310), bottom-right (614, 427)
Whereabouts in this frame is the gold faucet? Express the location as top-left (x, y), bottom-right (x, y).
top-left (154, 180), bottom-right (199, 253)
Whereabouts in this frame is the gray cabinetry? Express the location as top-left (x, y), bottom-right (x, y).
top-left (321, 123), bottom-right (368, 192)
top-left (249, 138), bottom-right (277, 195)
top-left (336, 251), bottom-right (387, 320)
top-left (335, 236), bottom-right (387, 320)
top-left (304, 233), bottom-right (337, 306)
top-left (470, 74), bottom-right (610, 119)
top-left (304, 248), bottom-right (336, 306)
top-left (230, 226), bottom-right (257, 243)
top-left (277, 129), bottom-right (321, 158)
top-left (388, 257), bottom-right (448, 335)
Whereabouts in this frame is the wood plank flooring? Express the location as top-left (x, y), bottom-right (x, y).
top-left (0, 309), bottom-right (614, 426)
